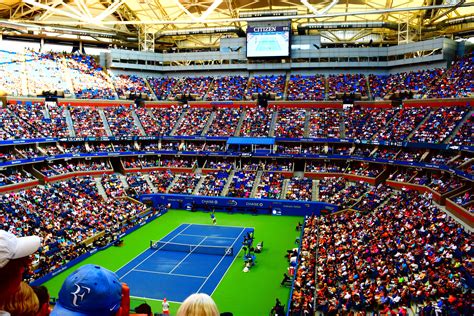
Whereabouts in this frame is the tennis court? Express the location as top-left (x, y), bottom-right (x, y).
top-left (116, 223), bottom-right (253, 303)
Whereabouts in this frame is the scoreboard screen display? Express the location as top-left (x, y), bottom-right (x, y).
top-left (246, 25), bottom-right (290, 58)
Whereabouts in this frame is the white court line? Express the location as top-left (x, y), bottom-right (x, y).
top-left (168, 236), bottom-right (208, 274)
top-left (196, 227), bottom-right (247, 293)
top-left (134, 269), bottom-right (207, 279)
top-left (115, 223), bottom-right (190, 274)
top-left (119, 223), bottom-right (191, 281)
top-left (130, 295), bottom-right (183, 304)
top-left (210, 227), bottom-right (251, 296)
top-left (180, 233), bottom-right (235, 240)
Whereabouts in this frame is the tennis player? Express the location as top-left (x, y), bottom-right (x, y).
top-left (210, 211), bottom-right (217, 225)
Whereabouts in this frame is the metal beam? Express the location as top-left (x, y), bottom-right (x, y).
top-left (93, 0), bottom-right (126, 22)
top-left (301, 0), bottom-right (339, 17)
top-left (39, 1), bottom-right (75, 21)
top-left (430, 0), bottom-right (466, 23)
top-left (75, 0), bottom-right (93, 19)
top-left (171, 0), bottom-right (198, 22)
top-left (9, 2), bottom-right (46, 20)
top-left (200, 0), bottom-right (224, 22)
top-left (14, 1), bottom-right (468, 25)
top-left (22, 0), bottom-right (86, 22)
top-left (138, 25), bottom-right (155, 52)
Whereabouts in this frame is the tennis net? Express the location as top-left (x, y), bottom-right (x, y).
top-left (150, 240), bottom-right (233, 256)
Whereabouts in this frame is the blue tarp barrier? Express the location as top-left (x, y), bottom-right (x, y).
top-left (227, 137), bottom-right (276, 145)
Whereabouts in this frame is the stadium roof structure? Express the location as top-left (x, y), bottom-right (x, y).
top-left (0, 0), bottom-right (473, 50)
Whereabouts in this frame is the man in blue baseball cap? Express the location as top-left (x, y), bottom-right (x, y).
top-left (51, 264), bottom-right (125, 316)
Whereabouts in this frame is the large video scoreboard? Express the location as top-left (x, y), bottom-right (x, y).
top-left (246, 24), bottom-right (291, 58)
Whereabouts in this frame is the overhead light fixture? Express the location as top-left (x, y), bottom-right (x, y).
top-left (238, 9), bottom-right (298, 18)
top-left (160, 26), bottom-right (241, 36)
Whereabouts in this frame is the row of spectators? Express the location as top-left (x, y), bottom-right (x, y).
top-left (320, 179), bottom-right (374, 209)
top-left (346, 163), bottom-right (381, 178)
top-left (70, 107), bottom-right (107, 137)
top-left (101, 174), bottom-right (126, 198)
top-left (207, 75), bottom-right (248, 100)
top-left (275, 109), bottom-right (306, 138)
top-left (0, 159), bottom-right (470, 214)
top-left (255, 172), bottom-right (285, 199)
top-left (1, 103), bottom-right (471, 145)
top-left (0, 175), bottom-right (148, 281)
top-left (369, 68), bottom-right (443, 100)
top-left (125, 173), bottom-right (153, 199)
top-left (103, 106), bottom-right (143, 136)
top-left (410, 106), bottom-right (468, 144)
top-left (388, 168), bottom-right (417, 183)
top-left (1, 49), bottom-right (471, 100)
top-left (0, 169), bottom-right (36, 186)
top-left (198, 171), bottom-right (229, 196)
top-left (112, 74), bottom-right (152, 99)
top-left (0, 146), bottom-right (470, 200)
top-left (174, 108), bottom-right (212, 136)
top-left (135, 107), bottom-right (179, 135)
top-left (309, 109), bottom-right (342, 138)
top-left (39, 160), bottom-right (110, 177)
top-left (207, 108), bottom-right (241, 136)
top-left (149, 170), bottom-right (174, 193)
top-left (227, 171), bottom-right (256, 198)
top-left (140, 157), bottom-right (196, 168)
top-left (247, 75), bottom-right (286, 99)
top-left (206, 160), bottom-right (234, 170)
top-left (290, 189), bottom-right (472, 314)
top-left (0, 51), bottom-right (24, 96)
top-left (287, 75), bottom-right (326, 101)
top-left (240, 106), bottom-right (275, 137)
top-left (427, 55), bottom-right (473, 98)
top-left (64, 53), bottom-right (116, 99)
top-left (286, 177), bottom-right (313, 201)
top-left (121, 63), bottom-right (472, 101)
top-left (168, 173), bottom-right (201, 194)
top-left (327, 74), bottom-right (368, 98)
top-left (344, 108), bottom-right (396, 140)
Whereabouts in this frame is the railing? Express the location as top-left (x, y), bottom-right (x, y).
top-left (286, 218), bottom-right (307, 316)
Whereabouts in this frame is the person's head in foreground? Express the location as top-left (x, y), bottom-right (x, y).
top-left (51, 264), bottom-right (123, 316)
top-left (177, 293), bottom-right (219, 316)
top-left (1, 282), bottom-right (39, 316)
top-left (32, 285), bottom-right (51, 316)
top-left (0, 230), bottom-right (41, 306)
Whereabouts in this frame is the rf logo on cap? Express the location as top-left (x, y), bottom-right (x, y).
top-left (71, 284), bottom-right (91, 306)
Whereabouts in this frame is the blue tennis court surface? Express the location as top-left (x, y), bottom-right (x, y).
top-left (116, 223), bottom-right (253, 303)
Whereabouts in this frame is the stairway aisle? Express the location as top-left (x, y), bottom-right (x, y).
top-left (250, 171), bottom-right (263, 198)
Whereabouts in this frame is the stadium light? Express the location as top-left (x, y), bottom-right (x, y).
top-left (238, 9), bottom-right (298, 18)
top-left (160, 26), bottom-right (241, 37)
